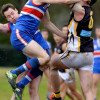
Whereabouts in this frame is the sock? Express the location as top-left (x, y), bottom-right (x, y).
top-left (11, 58), bottom-right (40, 76)
top-left (17, 68), bottom-right (43, 89)
top-left (54, 91), bottom-right (61, 98)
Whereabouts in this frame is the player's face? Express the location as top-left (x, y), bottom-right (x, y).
top-left (4, 8), bottom-right (19, 24)
top-left (41, 31), bottom-right (48, 41)
top-left (95, 28), bottom-right (100, 38)
top-left (62, 26), bottom-right (68, 35)
top-left (53, 34), bottom-right (62, 44)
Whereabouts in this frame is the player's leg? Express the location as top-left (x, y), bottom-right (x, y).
top-left (14, 49), bottom-right (50, 100)
top-left (44, 67), bottom-right (52, 92)
top-left (7, 29), bottom-right (50, 77)
top-left (58, 70), bottom-right (75, 100)
top-left (10, 40), bottom-right (50, 76)
top-left (93, 74), bottom-right (100, 100)
top-left (11, 71), bottom-right (28, 100)
top-left (67, 82), bottom-right (83, 100)
top-left (50, 55), bottom-right (68, 99)
top-left (6, 29), bottom-right (50, 89)
top-left (78, 70), bottom-right (93, 100)
top-left (60, 78), bottom-right (75, 100)
top-left (28, 75), bottom-right (42, 100)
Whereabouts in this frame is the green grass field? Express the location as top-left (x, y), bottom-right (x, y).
top-left (0, 67), bottom-right (100, 100)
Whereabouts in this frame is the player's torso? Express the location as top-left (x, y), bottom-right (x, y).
top-left (67, 6), bottom-right (94, 52)
top-left (94, 39), bottom-right (100, 64)
top-left (15, 0), bottom-right (50, 34)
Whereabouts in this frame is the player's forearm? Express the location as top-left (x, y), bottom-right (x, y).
top-left (66, 0), bottom-right (82, 4)
top-left (41, 0), bottom-right (82, 4)
top-left (44, 21), bottom-right (65, 39)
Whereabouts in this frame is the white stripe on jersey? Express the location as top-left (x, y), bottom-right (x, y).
top-left (16, 29), bottom-right (28, 46)
top-left (21, 11), bottom-right (40, 21)
top-left (25, 5), bottom-right (44, 15)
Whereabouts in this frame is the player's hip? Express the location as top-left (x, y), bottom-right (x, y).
top-left (60, 51), bottom-right (94, 70)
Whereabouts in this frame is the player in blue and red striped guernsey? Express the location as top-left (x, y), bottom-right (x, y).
top-left (93, 26), bottom-right (100, 100)
top-left (1, 0), bottom-right (84, 100)
top-left (0, 4), bottom-right (48, 100)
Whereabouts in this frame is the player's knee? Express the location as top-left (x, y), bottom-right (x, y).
top-left (43, 54), bottom-right (50, 65)
top-left (45, 54), bottom-right (50, 63)
top-left (29, 86), bottom-right (38, 97)
top-left (50, 56), bottom-right (58, 70)
top-left (93, 80), bottom-right (98, 87)
top-left (82, 85), bottom-right (91, 96)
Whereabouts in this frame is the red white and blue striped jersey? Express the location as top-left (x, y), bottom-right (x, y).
top-left (15, 0), bottom-right (50, 35)
top-left (94, 39), bottom-right (100, 64)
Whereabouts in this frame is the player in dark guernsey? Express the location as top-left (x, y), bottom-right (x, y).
top-left (47, 25), bottom-right (83, 100)
top-left (50, 0), bottom-right (97, 100)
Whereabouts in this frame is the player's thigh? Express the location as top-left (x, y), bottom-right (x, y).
top-left (93, 74), bottom-right (100, 85)
top-left (78, 70), bottom-right (93, 91)
top-left (28, 75), bottom-right (42, 92)
top-left (67, 82), bottom-right (76, 91)
top-left (11, 29), bottom-right (48, 59)
top-left (51, 55), bottom-right (68, 70)
top-left (23, 40), bottom-right (49, 58)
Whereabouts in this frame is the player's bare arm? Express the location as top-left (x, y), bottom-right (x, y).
top-left (33, 0), bottom-right (86, 5)
top-left (41, 10), bottom-right (66, 39)
top-left (0, 23), bottom-right (9, 33)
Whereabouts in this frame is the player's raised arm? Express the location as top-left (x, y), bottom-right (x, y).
top-left (0, 23), bottom-right (10, 33)
top-left (41, 10), bottom-right (66, 40)
top-left (34, 0), bottom-right (84, 4)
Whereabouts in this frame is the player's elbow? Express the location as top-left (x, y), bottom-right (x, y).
top-left (43, 21), bottom-right (50, 28)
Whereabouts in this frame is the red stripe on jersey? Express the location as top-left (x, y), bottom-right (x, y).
top-left (22, 6), bottom-right (43, 19)
top-left (94, 52), bottom-right (100, 56)
top-left (7, 23), bottom-right (11, 34)
top-left (28, 72), bottom-right (35, 79)
top-left (26, 62), bottom-right (32, 69)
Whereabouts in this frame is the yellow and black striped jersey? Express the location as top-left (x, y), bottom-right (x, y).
top-left (67, 6), bottom-right (94, 52)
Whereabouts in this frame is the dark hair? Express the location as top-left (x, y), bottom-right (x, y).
top-left (1, 3), bottom-right (15, 17)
